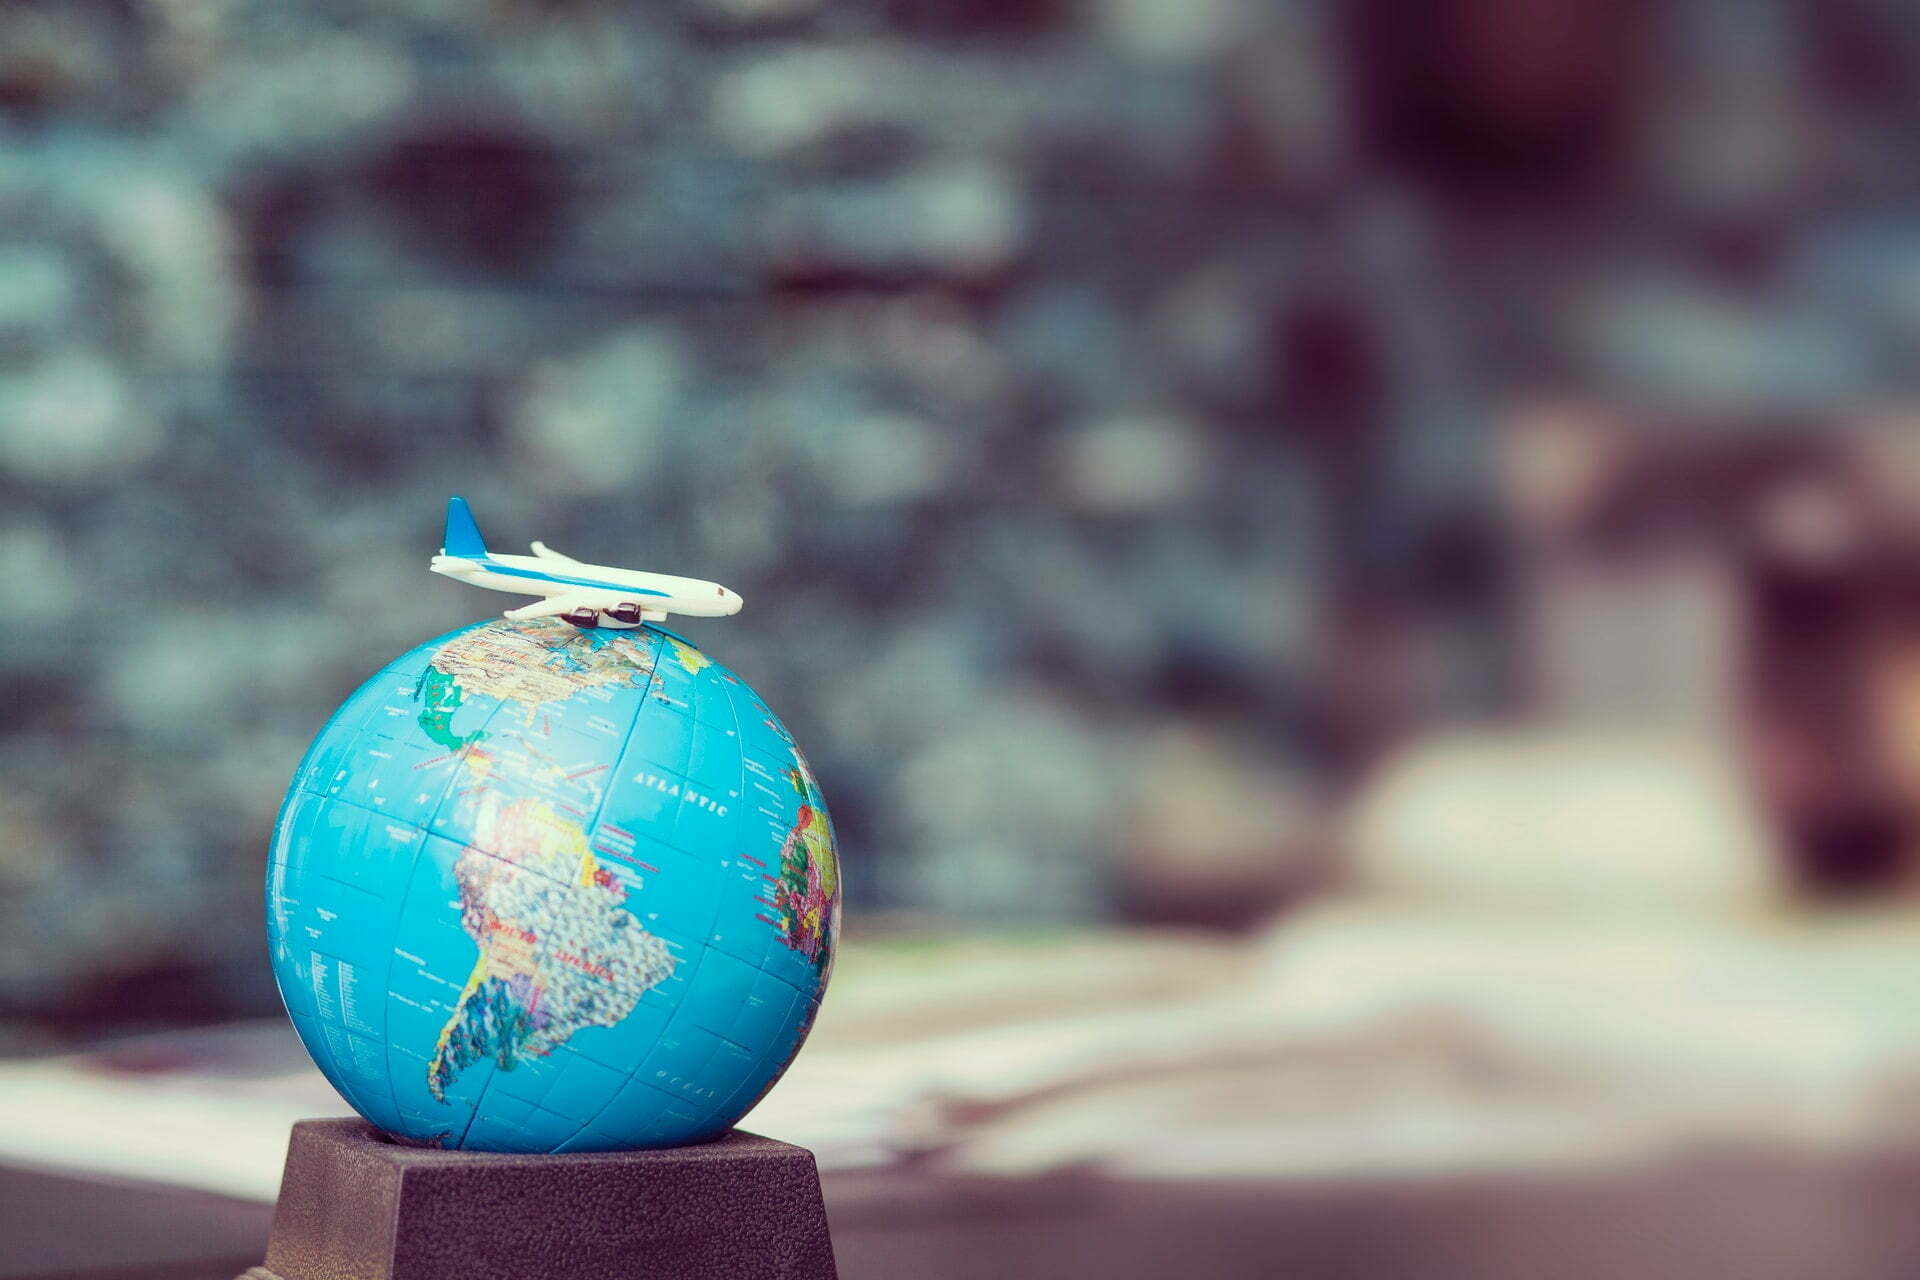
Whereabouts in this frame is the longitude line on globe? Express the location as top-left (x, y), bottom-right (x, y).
top-left (375, 630), bottom-right (559, 1137)
top-left (486, 627), bottom-right (668, 1124)
top-left (438, 622), bottom-right (668, 1149)
top-left (544, 642), bottom-right (755, 1150)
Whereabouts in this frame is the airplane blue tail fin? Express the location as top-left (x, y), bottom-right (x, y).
top-left (442, 495), bottom-right (489, 558)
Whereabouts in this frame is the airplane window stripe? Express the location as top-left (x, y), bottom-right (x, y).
top-left (478, 563), bottom-right (672, 596)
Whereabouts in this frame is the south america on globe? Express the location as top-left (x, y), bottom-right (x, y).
top-left (266, 512), bottom-right (839, 1153)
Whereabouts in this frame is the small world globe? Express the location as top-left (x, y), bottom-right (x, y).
top-left (266, 617), bottom-right (839, 1152)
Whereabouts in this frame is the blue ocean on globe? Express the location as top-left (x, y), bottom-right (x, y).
top-left (266, 617), bottom-right (840, 1152)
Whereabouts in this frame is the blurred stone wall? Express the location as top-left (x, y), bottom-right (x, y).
top-left (0, 0), bottom-right (1914, 1024)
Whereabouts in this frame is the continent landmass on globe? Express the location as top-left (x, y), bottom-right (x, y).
top-left (423, 619), bottom-right (657, 726)
top-left (670, 641), bottom-right (712, 677)
top-left (418, 622), bottom-right (676, 1104)
top-left (399, 617), bottom-right (834, 1119)
top-left (415, 668), bottom-right (484, 752)
top-left (772, 757), bottom-right (838, 965)
top-left (428, 792), bottom-right (675, 1101)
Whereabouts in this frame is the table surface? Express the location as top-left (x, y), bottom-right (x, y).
top-left (11, 1144), bottom-right (1920, 1280)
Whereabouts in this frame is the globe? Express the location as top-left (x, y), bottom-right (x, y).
top-left (266, 617), bottom-right (840, 1152)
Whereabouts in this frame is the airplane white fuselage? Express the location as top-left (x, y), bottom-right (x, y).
top-left (430, 551), bottom-right (742, 625)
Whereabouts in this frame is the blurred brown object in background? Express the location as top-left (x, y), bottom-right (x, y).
top-left (1343, 0), bottom-right (1645, 203)
top-left (1741, 433), bottom-right (1910, 896)
top-left (1115, 719), bottom-right (1323, 930)
top-left (1499, 405), bottom-right (1920, 899)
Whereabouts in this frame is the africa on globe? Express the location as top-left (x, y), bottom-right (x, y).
top-left (266, 502), bottom-right (839, 1153)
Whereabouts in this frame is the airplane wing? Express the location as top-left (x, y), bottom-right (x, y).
top-left (529, 540), bottom-right (587, 567)
top-left (502, 591), bottom-right (602, 622)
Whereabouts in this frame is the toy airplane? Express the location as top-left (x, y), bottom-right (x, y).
top-left (429, 496), bottom-right (742, 629)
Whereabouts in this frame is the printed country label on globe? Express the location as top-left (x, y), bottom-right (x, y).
top-left (266, 618), bottom-right (840, 1152)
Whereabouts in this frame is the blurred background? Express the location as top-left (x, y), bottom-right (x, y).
top-left (3, 0), bottom-right (1920, 1276)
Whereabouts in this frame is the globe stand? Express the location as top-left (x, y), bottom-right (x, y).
top-left (239, 1118), bottom-right (837, 1280)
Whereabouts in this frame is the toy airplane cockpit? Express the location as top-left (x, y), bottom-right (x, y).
top-left (429, 496), bottom-right (743, 629)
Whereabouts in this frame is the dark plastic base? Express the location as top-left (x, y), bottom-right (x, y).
top-left (242, 1118), bottom-right (836, 1280)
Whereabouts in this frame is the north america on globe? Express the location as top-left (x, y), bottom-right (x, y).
top-left (267, 613), bottom-right (840, 1152)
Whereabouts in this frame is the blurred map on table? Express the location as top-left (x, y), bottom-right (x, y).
top-left (5, 918), bottom-right (1920, 1202)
